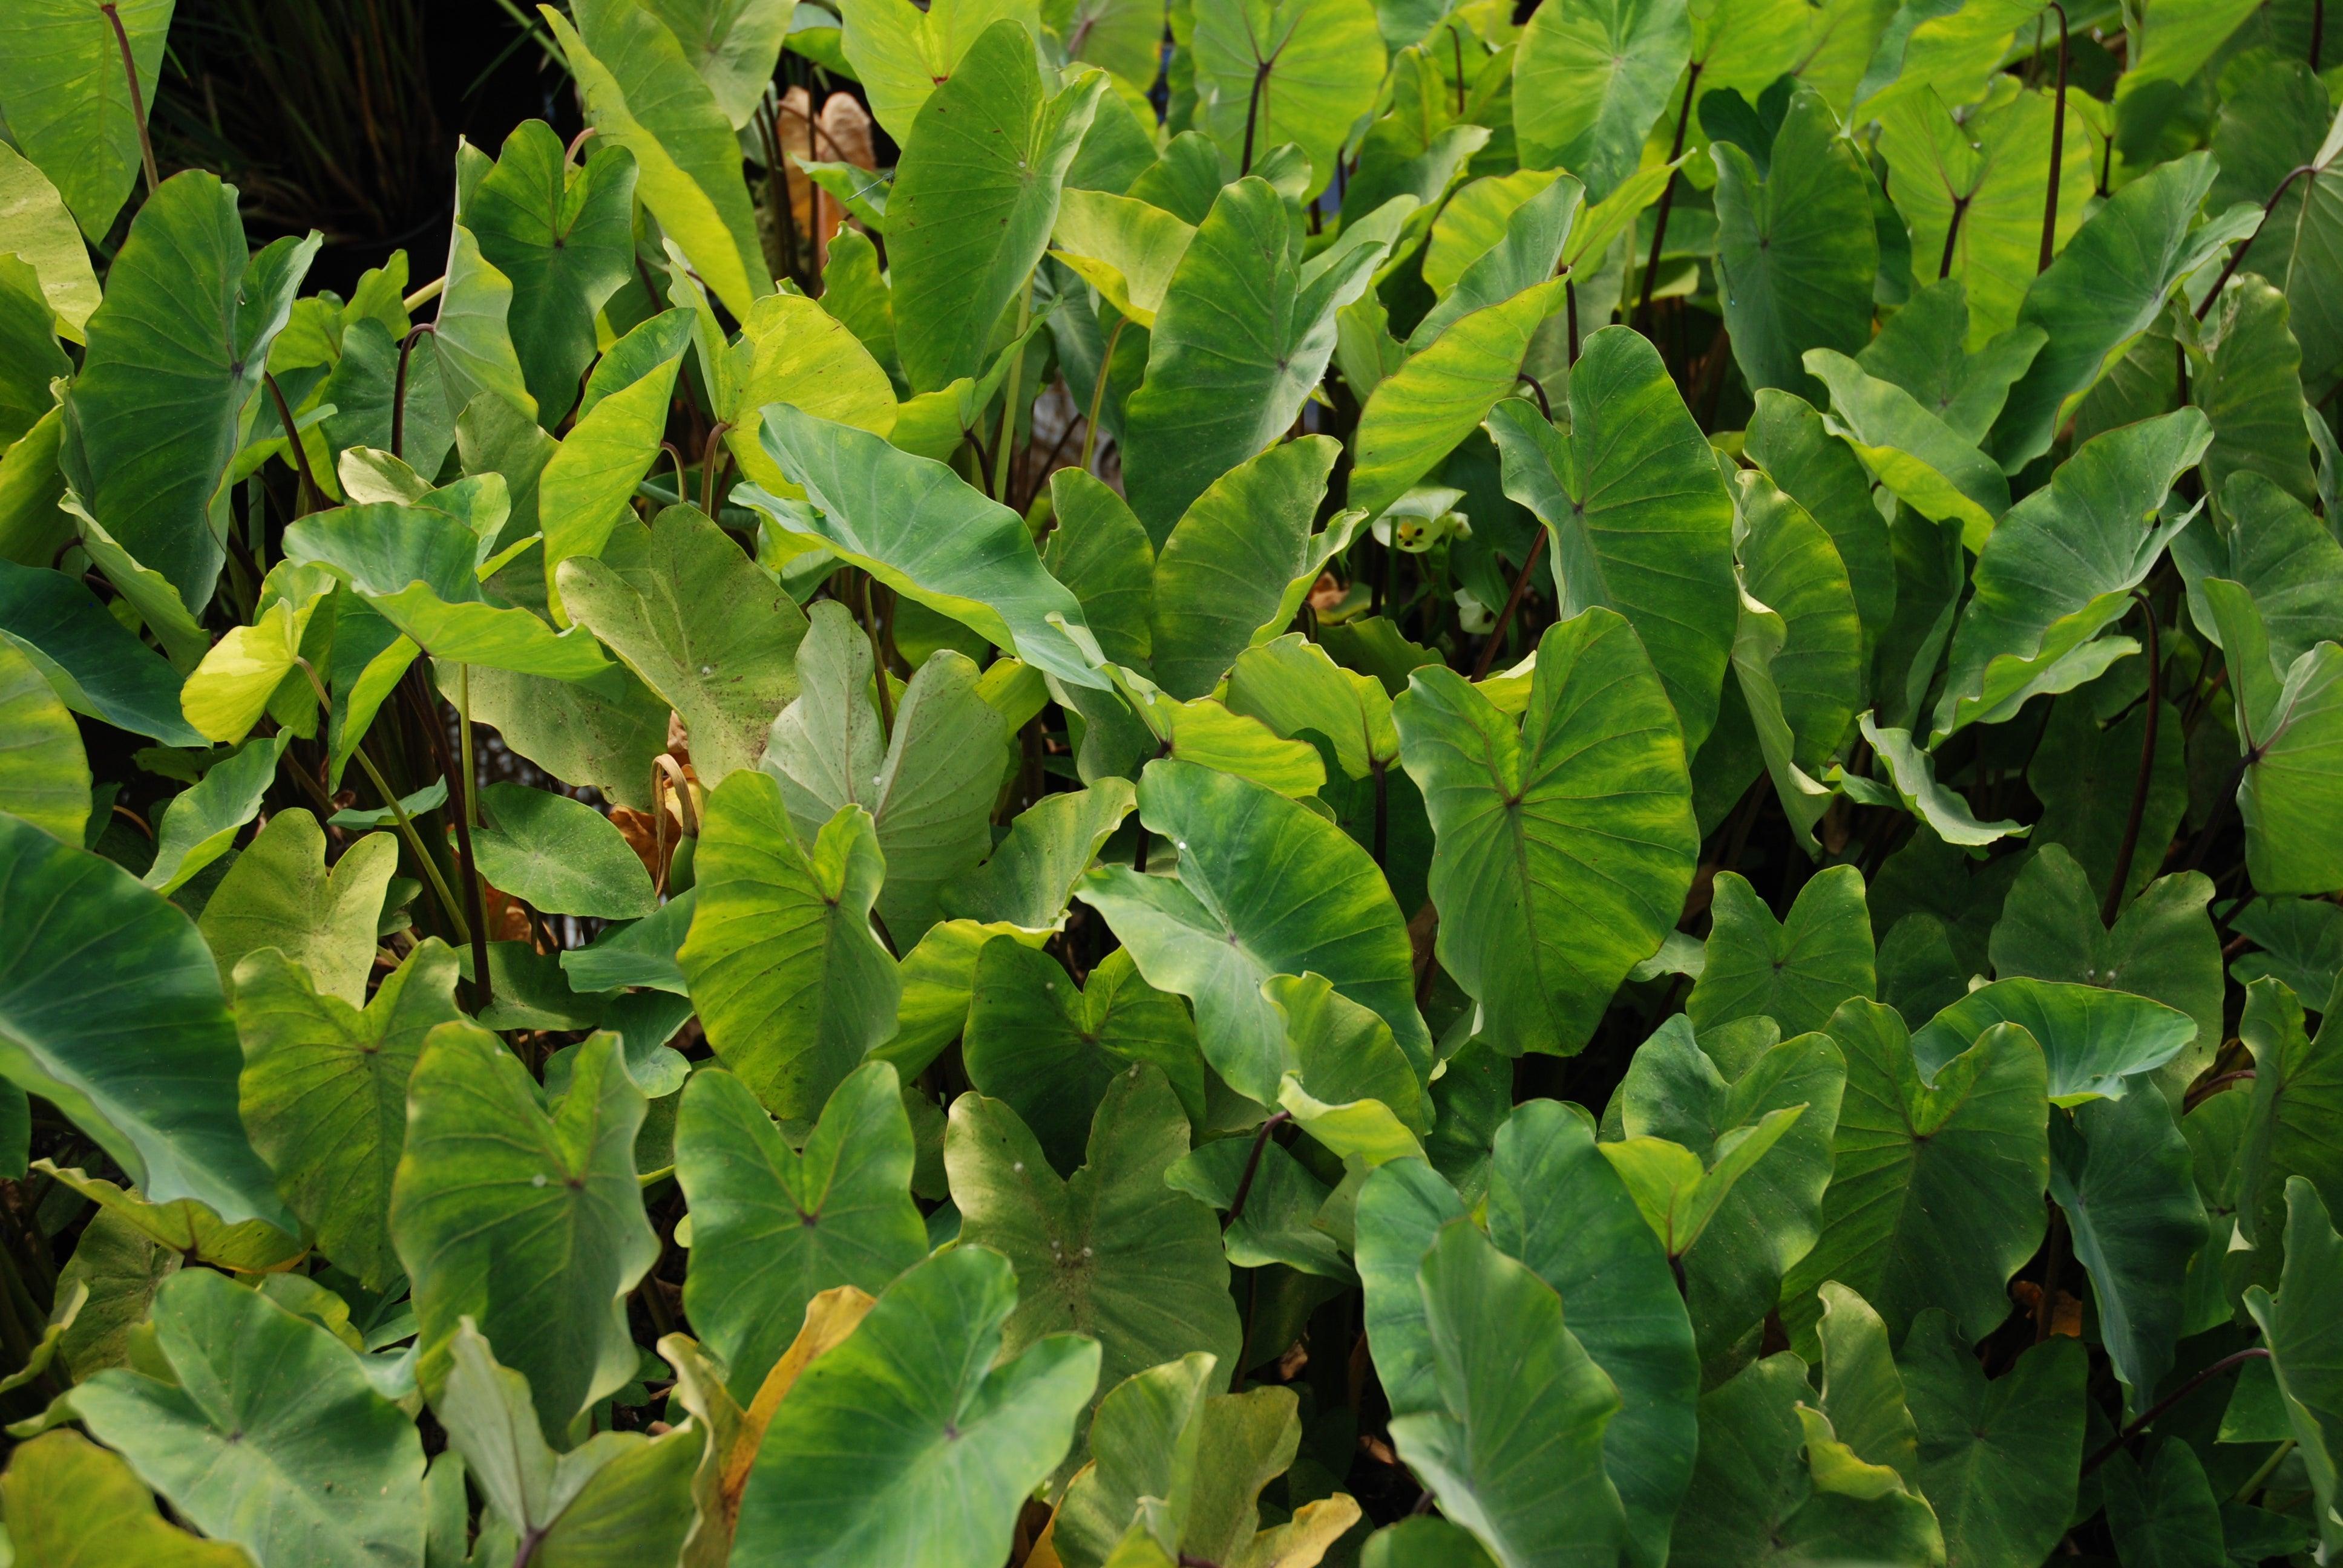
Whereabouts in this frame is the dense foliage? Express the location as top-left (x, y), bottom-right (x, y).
top-left (1, 0), bottom-right (2341, 1561)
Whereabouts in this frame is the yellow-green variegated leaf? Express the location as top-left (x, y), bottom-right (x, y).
top-left (1352, 278), bottom-right (1567, 522)
top-left (546, 0), bottom-right (775, 319)
top-left (837, 0), bottom-right (1041, 142)
top-left (539, 309), bottom-right (693, 621)
top-left (0, 635), bottom-right (90, 843)
top-left (0, 142), bottom-right (102, 341)
top-left (888, 22), bottom-right (1106, 391)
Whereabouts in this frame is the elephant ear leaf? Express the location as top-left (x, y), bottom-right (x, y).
top-left (61, 171), bottom-right (318, 615)
top-left (1711, 85), bottom-right (1878, 400)
top-left (413, 220), bottom-right (537, 436)
top-left (1388, 1220), bottom-right (1631, 1568)
top-left (675, 1061), bottom-right (930, 1400)
top-left (1167, 1105), bottom-right (1348, 1278)
top-left (1182, 1388), bottom-right (1360, 1566)
top-left (544, 0), bottom-right (773, 318)
top-left (0, 559), bottom-right (205, 746)
top-left (638, 0), bottom-right (795, 127)
top-left (1103, 671), bottom-right (1331, 800)
top-left (463, 119), bottom-right (640, 425)
top-left (890, 20), bottom-right (1105, 391)
top-left (1483, 1099), bottom-right (1696, 1568)
top-left (537, 308), bottom-right (693, 619)
top-left (1511, 0), bottom-right (1689, 200)
top-left (0, 0), bottom-right (171, 241)
top-left (0, 635), bottom-right (90, 843)
top-left (1355, 1157), bottom-right (1470, 1422)
top-left (1723, 467), bottom-right (1866, 850)
top-left (1269, 970), bottom-right (1429, 1144)
top-left (280, 502), bottom-right (614, 682)
top-left (1121, 177), bottom-right (1390, 538)
top-left (197, 811), bottom-right (398, 1007)
top-left (65, 1267), bottom-right (424, 1568)
top-left (943, 778), bottom-right (1139, 930)
top-left (1744, 390), bottom-right (1897, 663)
top-left (1227, 633), bottom-right (1400, 785)
top-left (1405, 175), bottom-right (1582, 351)
top-left (2101, 1442), bottom-right (2227, 1568)
top-left (1424, 170), bottom-right (1571, 296)
top-left (1842, 714), bottom-right (2028, 846)
top-left (1149, 436), bottom-right (1345, 698)
top-left (2212, 70), bottom-right (2343, 400)
top-left (837, 0), bottom-right (1043, 143)
top-left (1896, 1315), bottom-right (2088, 1568)
top-left (1800, 347), bottom-right (2009, 550)
top-left (177, 590), bottom-right (329, 750)
top-left (948, 1065), bottom-right (1241, 1454)
top-left (234, 939), bottom-right (464, 1293)
top-left (1990, 151), bottom-right (2253, 472)
top-left (1609, 1018), bottom-right (1847, 1361)
top-left (1780, 1002), bottom-right (2049, 1348)
top-left (1076, 758), bottom-right (1429, 1103)
top-left (1054, 1354), bottom-right (1361, 1568)
top-left (2174, 472), bottom-right (2343, 677)
top-left (1854, 279), bottom-right (2045, 445)
top-left (2048, 1089), bottom-right (2206, 1417)
top-left (392, 1024), bottom-right (658, 1442)
top-left (1050, 188), bottom-right (1197, 330)
top-left (1908, 976), bottom-right (2198, 1106)
top-left (2229, 900), bottom-right (2343, 1019)
top-left (1666, 1352), bottom-right (1941, 1568)
top-left (678, 772), bottom-right (900, 1120)
top-left (1876, 84), bottom-right (2089, 356)
top-left (719, 292), bottom-right (901, 492)
top-left (749, 405), bottom-right (1112, 691)
top-left (1933, 407), bottom-right (2212, 743)
top-left (2235, 979), bottom-right (2343, 1267)
top-left (733, 1245), bottom-right (1101, 1565)
top-left (0, 1429), bottom-right (254, 1567)
top-left (1349, 275), bottom-right (1571, 524)
top-left (2181, 276), bottom-right (2317, 506)
top-left (1044, 469), bottom-right (1156, 669)
top-left (763, 604), bottom-right (1009, 939)
top-left (0, 812), bottom-right (290, 1231)
top-left (1485, 329), bottom-right (1738, 752)
top-left (1598, 1109), bottom-right (1806, 1262)
top-left (471, 779), bottom-right (661, 919)
top-left (2244, 1178), bottom-right (2343, 1559)
top-left (433, 1321), bottom-right (701, 1568)
top-left (32, 1160), bottom-right (300, 1275)
top-left (558, 503), bottom-right (810, 788)
top-left (1810, 1282), bottom-right (1923, 1489)
top-left (1688, 866), bottom-right (1874, 1037)
top-left (2201, 576), bottom-right (2343, 897)
top-left (1049, 1354), bottom-right (1219, 1568)
top-left (966, 941), bottom-right (1205, 1174)
top-left (1987, 849), bottom-right (2223, 1088)
top-left (1188, 0), bottom-right (1385, 204)
top-left (1393, 607), bottom-right (1698, 1059)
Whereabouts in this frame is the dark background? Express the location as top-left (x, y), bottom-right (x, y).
top-left (151, 0), bottom-right (583, 297)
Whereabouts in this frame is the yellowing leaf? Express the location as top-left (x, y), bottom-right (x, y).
top-left (722, 1284), bottom-right (878, 1520)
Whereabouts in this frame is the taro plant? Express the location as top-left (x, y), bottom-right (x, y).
top-left (1, 0), bottom-right (2341, 1563)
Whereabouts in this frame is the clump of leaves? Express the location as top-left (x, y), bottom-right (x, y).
top-left (2, 0), bottom-right (2341, 1563)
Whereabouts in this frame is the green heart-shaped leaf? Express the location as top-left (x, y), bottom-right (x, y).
top-left (733, 1244), bottom-right (1102, 1564)
top-left (69, 1268), bottom-right (424, 1568)
top-left (1394, 607), bottom-right (1697, 1057)
top-left (392, 1025), bottom-right (657, 1441)
top-left (675, 1060), bottom-right (929, 1397)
